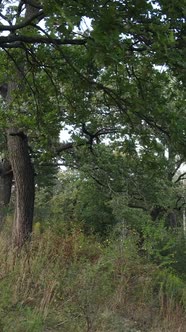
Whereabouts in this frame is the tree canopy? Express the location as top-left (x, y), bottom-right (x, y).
top-left (0, 0), bottom-right (185, 244)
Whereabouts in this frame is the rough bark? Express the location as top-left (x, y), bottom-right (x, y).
top-left (0, 2), bottom-right (38, 246)
top-left (0, 159), bottom-right (13, 228)
top-left (7, 129), bottom-right (35, 247)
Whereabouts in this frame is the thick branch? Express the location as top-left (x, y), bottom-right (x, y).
top-left (95, 127), bottom-right (119, 136)
top-left (82, 123), bottom-right (118, 146)
top-left (23, 0), bottom-right (43, 9)
top-left (56, 142), bottom-right (74, 154)
top-left (0, 11), bottom-right (44, 31)
top-left (128, 203), bottom-right (147, 211)
top-left (0, 35), bottom-right (87, 48)
top-left (56, 125), bottom-right (118, 156)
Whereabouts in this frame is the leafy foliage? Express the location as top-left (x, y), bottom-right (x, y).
top-left (0, 1), bottom-right (185, 327)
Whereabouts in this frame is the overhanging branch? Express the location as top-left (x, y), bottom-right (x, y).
top-left (56, 142), bottom-right (74, 155)
top-left (0, 35), bottom-right (87, 48)
top-left (0, 10), bottom-right (44, 31)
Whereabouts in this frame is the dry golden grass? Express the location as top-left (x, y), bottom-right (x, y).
top-left (0, 227), bottom-right (185, 331)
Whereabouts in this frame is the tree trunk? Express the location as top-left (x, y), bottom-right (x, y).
top-left (150, 205), bottom-right (165, 221)
top-left (7, 129), bottom-right (35, 247)
top-left (0, 159), bottom-right (13, 228)
top-left (0, 3), bottom-right (38, 246)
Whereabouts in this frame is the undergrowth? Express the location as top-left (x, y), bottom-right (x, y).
top-left (0, 225), bottom-right (185, 332)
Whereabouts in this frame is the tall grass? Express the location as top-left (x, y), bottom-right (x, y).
top-left (0, 225), bottom-right (185, 332)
